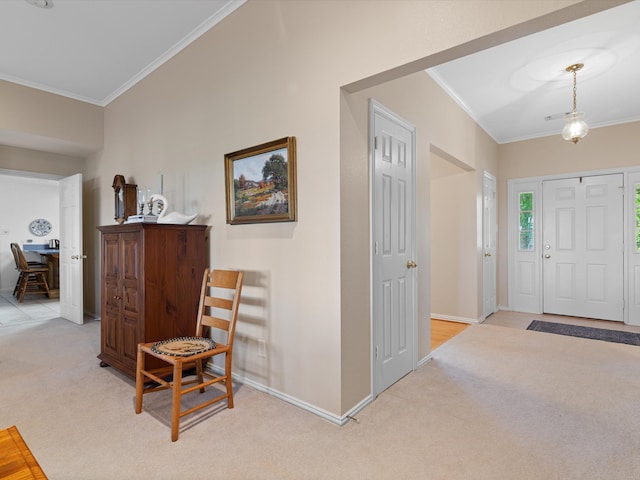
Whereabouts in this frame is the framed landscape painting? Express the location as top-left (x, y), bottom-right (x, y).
top-left (225, 137), bottom-right (297, 224)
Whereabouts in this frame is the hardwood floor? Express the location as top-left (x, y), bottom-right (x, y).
top-left (431, 319), bottom-right (469, 350)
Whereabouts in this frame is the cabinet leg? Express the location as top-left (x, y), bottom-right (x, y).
top-left (99, 361), bottom-right (110, 368)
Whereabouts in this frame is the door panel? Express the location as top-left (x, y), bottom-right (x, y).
top-left (543, 174), bottom-right (623, 321)
top-left (59, 173), bottom-right (84, 324)
top-left (372, 101), bottom-right (416, 396)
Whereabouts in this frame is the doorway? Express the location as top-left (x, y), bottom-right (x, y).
top-left (0, 171), bottom-right (84, 324)
top-left (509, 173), bottom-right (625, 322)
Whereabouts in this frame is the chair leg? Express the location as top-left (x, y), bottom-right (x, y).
top-left (13, 272), bottom-right (22, 297)
top-left (16, 271), bottom-right (50, 302)
top-left (225, 353), bottom-right (234, 409)
top-left (171, 361), bottom-right (183, 442)
top-left (17, 273), bottom-right (28, 303)
top-left (195, 359), bottom-right (205, 394)
top-left (39, 273), bottom-right (50, 298)
top-left (135, 347), bottom-right (145, 414)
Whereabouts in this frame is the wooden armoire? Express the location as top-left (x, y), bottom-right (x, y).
top-left (97, 223), bottom-right (207, 378)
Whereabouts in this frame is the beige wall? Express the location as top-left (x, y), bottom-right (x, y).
top-left (0, 145), bottom-right (86, 177)
top-left (430, 163), bottom-right (480, 321)
top-left (0, 80), bottom-right (103, 156)
top-left (497, 120), bottom-right (640, 310)
top-left (3, 0), bottom-right (607, 418)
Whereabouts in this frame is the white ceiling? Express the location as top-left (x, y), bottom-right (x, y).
top-left (0, 0), bottom-right (246, 106)
top-left (428, 0), bottom-right (640, 144)
top-left (0, 0), bottom-right (638, 151)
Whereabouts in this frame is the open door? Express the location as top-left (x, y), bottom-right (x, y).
top-left (59, 173), bottom-right (84, 324)
top-left (483, 172), bottom-right (497, 319)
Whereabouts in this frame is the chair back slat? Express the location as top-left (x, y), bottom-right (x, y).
top-left (200, 314), bottom-right (230, 332)
top-left (195, 269), bottom-right (244, 344)
top-left (204, 296), bottom-right (233, 310)
top-left (13, 243), bottom-right (30, 271)
top-left (210, 270), bottom-right (243, 289)
top-left (10, 243), bottom-right (20, 270)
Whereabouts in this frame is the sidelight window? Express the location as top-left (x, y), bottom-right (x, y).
top-left (519, 192), bottom-right (534, 251)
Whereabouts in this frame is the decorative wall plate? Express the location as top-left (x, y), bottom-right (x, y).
top-left (29, 218), bottom-right (52, 236)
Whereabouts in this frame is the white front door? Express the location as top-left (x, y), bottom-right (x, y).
top-left (371, 100), bottom-right (416, 396)
top-left (483, 172), bottom-right (497, 319)
top-left (542, 174), bottom-right (623, 321)
top-left (59, 173), bottom-right (84, 324)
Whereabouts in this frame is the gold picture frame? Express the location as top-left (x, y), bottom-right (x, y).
top-left (225, 137), bottom-right (297, 224)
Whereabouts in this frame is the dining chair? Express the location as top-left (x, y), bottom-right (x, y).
top-left (11, 243), bottom-right (50, 302)
top-left (135, 268), bottom-right (244, 441)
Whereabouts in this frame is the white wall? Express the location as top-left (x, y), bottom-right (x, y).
top-left (0, 174), bottom-right (60, 291)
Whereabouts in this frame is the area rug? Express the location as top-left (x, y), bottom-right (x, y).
top-left (527, 320), bottom-right (640, 346)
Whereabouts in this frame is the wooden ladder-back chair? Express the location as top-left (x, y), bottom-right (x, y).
top-left (10, 243), bottom-right (50, 302)
top-left (135, 268), bottom-right (244, 441)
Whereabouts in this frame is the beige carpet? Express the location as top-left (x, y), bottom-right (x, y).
top-left (2, 317), bottom-right (640, 479)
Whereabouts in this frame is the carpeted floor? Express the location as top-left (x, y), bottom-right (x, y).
top-left (2, 316), bottom-right (640, 479)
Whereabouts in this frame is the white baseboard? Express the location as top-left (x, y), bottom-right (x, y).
top-left (430, 313), bottom-right (479, 324)
top-left (205, 363), bottom-right (373, 426)
top-left (417, 354), bottom-right (432, 368)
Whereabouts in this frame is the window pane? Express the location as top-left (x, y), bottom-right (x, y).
top-left (520, 230), bottom-right (534, 250)
top-left (520, 192), bottom-right (533, 211)
top-left (519, 192), bottom-right (534, 251)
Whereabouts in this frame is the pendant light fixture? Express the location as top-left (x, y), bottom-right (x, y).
top-left (562, 63), bottom-right (589, 144)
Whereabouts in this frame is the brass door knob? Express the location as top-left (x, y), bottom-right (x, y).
top-left (484, 252), bottom-right (492, 257)
top-left (406, 260), bottom-right (417, 269)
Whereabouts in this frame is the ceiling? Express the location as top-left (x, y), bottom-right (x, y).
top-left (0, 0), bottom-right (246, 106)
top-left (0, 0), bottom-right (638, 151)
top-left (428, 0), bottom-right (640, 144)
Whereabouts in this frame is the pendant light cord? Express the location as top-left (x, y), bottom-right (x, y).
top-left (572, 69), bottom-right (577, 113)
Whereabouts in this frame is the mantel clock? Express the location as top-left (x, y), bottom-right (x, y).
top-left (112, 174), bottom-right (137, 224)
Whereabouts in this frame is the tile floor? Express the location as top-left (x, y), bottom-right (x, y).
top-left (0, 289), bottom-right (60, 326)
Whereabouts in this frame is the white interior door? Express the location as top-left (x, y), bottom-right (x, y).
top-left (542, 174), bottom-right (623, 321)
top-left (59, 173), bottom-right (84, 324)
top-left (483, 172), bottom-right (497, 318)
top-left (371, 101), bottom-right (416, 397)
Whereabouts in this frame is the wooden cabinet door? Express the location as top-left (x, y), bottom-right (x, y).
top-left (101, 234), bottom-right (121, 362)
top-left (120, 232), bottom-right (141, 370)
